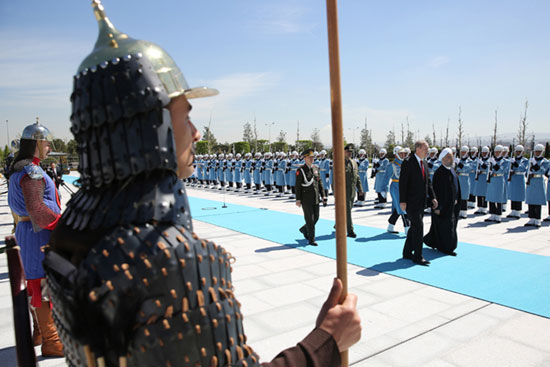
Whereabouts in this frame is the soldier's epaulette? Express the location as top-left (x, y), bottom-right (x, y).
top-left (24, 164), bottom-right (44, 180)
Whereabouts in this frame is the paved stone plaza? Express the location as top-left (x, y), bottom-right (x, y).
top-left (1, 176), bottom-right (549, 366)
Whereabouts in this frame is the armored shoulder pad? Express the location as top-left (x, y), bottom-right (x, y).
top-left (24, 164), bottom-right (44, 180)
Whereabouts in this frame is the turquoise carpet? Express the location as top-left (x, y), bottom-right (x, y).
top-left (188, 196), bottom-right (550, 318)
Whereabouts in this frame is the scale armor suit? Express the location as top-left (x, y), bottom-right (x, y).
top-left (43, 44), bottom-right (259, 367)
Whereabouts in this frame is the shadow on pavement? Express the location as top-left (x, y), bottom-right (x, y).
top-left (355, 232), bottom-right (405, 243)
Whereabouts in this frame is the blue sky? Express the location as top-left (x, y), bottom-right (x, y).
top-left (1, 0), bottom-right (548, 148)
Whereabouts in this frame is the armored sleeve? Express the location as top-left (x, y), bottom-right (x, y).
top-left (260, 328), bottom-right (340, 367)
top-left (21, 175), bottom-right (60, 231)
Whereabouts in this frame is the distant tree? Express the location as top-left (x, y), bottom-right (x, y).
top-left (432, 123), bottom-right (436, 147)
top-left (255, 139), bottom-right (270, 152)
top-left (492, 110), bottom-right (498, 149)
top-left (253, 118), bottom-right (259, 152)
top-left (52, 138), bottom-right (66, 153)
top-left (384, 129), bottom-right (396, 148)
top-left (359, 118), bottom-right (374, 156)
top-left (445, 118), bottom-right (450, 147)
top-left (202, 126), bottom-right (217, 153)
top-left (212, 143), bottom-right (229, 153)
top-left (272, 142), bottom-right (288, 152)
top-left (233, 141), bottom-right (250, 154)
top-left (424, 135), bottom-right (433, 147)
top-left (457, 106), bottom-right (464, 148)
top-left (311, 128), bottom-right (323, 151)
top-left (67, 139), bottom-right (78, 156)
top-left (242, 122), bottom-right (254, 146)
top-left (296, 140), bottom-right (313, 152)
top-left (195, 141), bottom-right (209, 154)
top-left (276, 130), bottom-right (287, 143)
top-left (517, 100), bottom-right (528, 147)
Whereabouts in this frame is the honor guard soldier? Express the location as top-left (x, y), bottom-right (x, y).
top-left (283, 152), bottom-right (292, 194)
top-left (485, 145), bottom-right (510, 223)
top-left (318, 150), bottom-right (331, 197)
top-left (385, 146), bottom-right (410, 233)
top-left (507, 145), bottom-right (529, 219)
top-left (468, 147), bottom-right (479, 209)
top-left (263, 152), bottom-right (274, 195)
top-left (473, 146), bottom-right (491, 214)
top-left (234, 153), bottom-right (243, 191)
top-left (344, 144), bottom-right (363, 237)
top-left (288, 151), bottom-right (300, 198)
top-left (253, 152), bottom-right (263, 193)
top-left (427, 147), bottom-right (440, 182)
top-left (356, 149), bottom-right (370, 207)
top-left (8, 120), bottom-right (64, 357)
top-left (195, 155), bottom-right (203, 187)
top-left (224, 153), bottom-right (233, 190)
top-left (243, 152), bottom-right (253, 192)
top-left (208, 154), bottom-right (217, 188)
top-left (275, 152), bottom-right (287, 196)
top-left (525, 144), bottom-right (548, 227)
top-left (313, 151), bottom-right (320, 167)
top-left (372, 148), bottom-right (390, 208)
top-left (545, 165), bottom-right (550, 222)
top-left (456, 146), bottom-right (473, 218)
top-left (296, 149), bottom-right (327, 246)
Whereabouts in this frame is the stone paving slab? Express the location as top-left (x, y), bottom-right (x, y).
top-left (1, 176), bottom-right (549, 366)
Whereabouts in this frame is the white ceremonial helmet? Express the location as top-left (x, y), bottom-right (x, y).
top-left (404, 147), bottom-right (411, 155)
top-left (227, 153), bottom-right (233, 159)
top-left (494, 145), bottom-right (504, 152)
top-left (358, 148), bottom-right (366, 156)
top-left (292, 151), bottom-right (298, 156)
top-left (393, 146), bottom-right (402, 155)
top-left (460, 145), bottom-right (469, 152)
top-left (236, 153), bottom-right (241, 159)
top-left (218, 153), bottom-right (225, 159)
top-left (451, 147), bottom-right (457, 154)
top-left (481, 146), bottom-right (490, 153)
top-left (320, 149), bottom-right (327, 156)
top-left (379, 148), bottom-right (387, 155)
top-left (314, 151), bottom-right (319, 157)
top-left (255, 152), bottom-right (261, 158)
top-left (515, 145), bottom-right (524, 152)
top-left (470, 147), bottom-right (478, 153)
top-left (265, 152), bottom-right (272, 158)
top-left (534, 144), bottom-right (545, 152)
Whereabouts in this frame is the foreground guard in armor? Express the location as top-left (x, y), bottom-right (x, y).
top-left (8, 121), bottom-right (64, 357)
top-left (44, 2), bottom-right (360, 366)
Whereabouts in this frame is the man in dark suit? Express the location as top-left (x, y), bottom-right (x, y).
top-left (46, 162), bottom-right (63, 189)
top-left (399, 140), bottom-right (438, 265)
top-left (423, 148), bottom-right (461, 256)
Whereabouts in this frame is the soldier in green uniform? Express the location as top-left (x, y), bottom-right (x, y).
top-left (345, 144), bottom-right (363, 237)
top-left (296, 149), bottom-right (327, 246)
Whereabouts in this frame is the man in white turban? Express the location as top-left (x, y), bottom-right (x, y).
top-left (423, 148), bottom-right (461, 256)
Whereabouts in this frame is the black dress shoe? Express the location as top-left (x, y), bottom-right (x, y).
top-left (442, 251), bottom-right (457, 256)
top-left (309, 241), bottom-right (318, 246)
top-left (413, 258), bottom-right (430, 266)
top-left (402, 253), bottom-right (413, 260)
top-left (347, 232), bottom-right (357, 238)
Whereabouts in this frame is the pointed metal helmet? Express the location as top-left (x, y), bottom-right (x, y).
top-left (79, 0), bottom-right (218, 100)
top-left (21, 118), bottom-right (53, 141)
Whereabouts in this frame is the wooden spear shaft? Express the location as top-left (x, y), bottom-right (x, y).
top-left (325, 0), bottom-right (348, 365)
